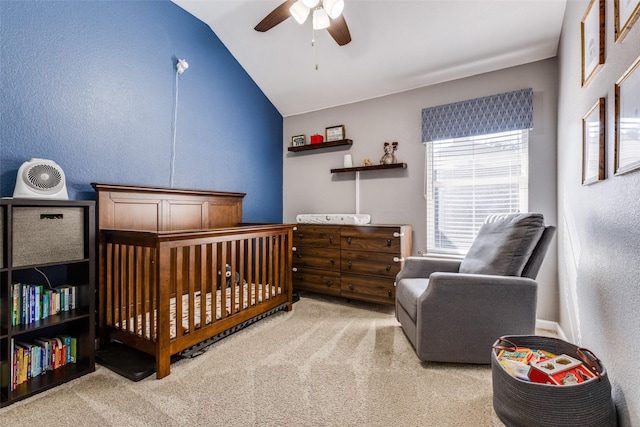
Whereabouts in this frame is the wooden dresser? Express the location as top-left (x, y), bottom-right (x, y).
top-left (292, 224), bottom-right (412, 305)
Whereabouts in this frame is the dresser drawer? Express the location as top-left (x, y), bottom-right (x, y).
top-left (292, 268), bottom-right (341, 296)
top-left (341, 249), bottom-right (402, 278)
top-left (293, 225), bottom-right (341, 248)
top-left (341, 274), bottom-right (395, 305)
top-left (340, 226), bottom-right (404, 253)
top-left (292, 246), bottom-right (340, 271)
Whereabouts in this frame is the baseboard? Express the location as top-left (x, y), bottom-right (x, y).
top-left (535, 319), bottom-right (568, 341)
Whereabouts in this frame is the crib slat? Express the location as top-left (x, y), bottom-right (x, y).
top-left (199, 243), bottom-right (208, 330)
top-left (239, 239), bottom-right (245, 311)
top-left (188, 245), bottom-right (197, 333)
top-left (173, 247), bottom-right (183, 339)
top-left (105, 242), bottom-right (113, 327)
top-left (149, 246), bottom-right (157, 342)
top-left (211, 242), bottom-right (219, 320)
top-left (114, 244), bottom-right (122, 331)
top-left (261, 237), bottom-right (267, 303)
top-left (230, 240), bottom-right (236, 315)
top-left (126, 245), bottom-right (136, 336)
top-left (220, 242), bottom-right (227, 319)
top-left (138, 246), bottom-right (146, 339)
top-left (247, 238), bottom-right (254, 307)
top-left (251, 239), bottom-right (257, 306)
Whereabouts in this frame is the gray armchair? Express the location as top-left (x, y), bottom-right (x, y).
top-left (395, 213), bottom-right (556, 364)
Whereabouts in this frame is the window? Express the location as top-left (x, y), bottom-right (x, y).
top-left (425, 129), bottom-right (529, 256)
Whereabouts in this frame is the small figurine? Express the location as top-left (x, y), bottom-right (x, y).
top-left (361, 158), bottom-right (373, 167)
top-left (380, 141), bottom-right (398, 165)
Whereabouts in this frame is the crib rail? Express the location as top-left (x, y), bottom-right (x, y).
top-left (99, 224), bottom-right (293, 377)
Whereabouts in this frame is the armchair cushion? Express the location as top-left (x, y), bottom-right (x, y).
top-left (459, 213), bottom-right (545, 276)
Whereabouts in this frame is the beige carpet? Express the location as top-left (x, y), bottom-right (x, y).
top-left (0, 293), bottom-right (506, 426)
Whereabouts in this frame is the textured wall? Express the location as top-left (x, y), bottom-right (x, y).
top-left (557, 1), bottom-right (640, 425)
top-left (0, 0), bottom-right (283, 223)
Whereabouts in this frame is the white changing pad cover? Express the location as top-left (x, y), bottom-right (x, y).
top-left (296, 214), bottom-right (371, 225)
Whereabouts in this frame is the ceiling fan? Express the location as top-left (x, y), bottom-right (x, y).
top-left (254, 0), bottom-right (352, 46)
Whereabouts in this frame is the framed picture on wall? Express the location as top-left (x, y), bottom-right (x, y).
top-left (582, 98), bottom-right (606, 185)
top-left (325, 125), bottom-right (345, 142)
top-left (581, 0), bottom-right (605, 86)
top-left (614, 54), bottom-right (640, 175)
top-left (614, 0), bottom-right (640, 42)
top-left (292, 134), bottom-right (306, 146)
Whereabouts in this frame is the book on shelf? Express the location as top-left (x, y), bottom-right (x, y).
top-left (10, 334), bottom-right (78, 389)
top-left (11, 282), bottom-right (83, 326)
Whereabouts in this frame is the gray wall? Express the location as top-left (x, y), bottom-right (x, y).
top-left (283, 58), bottom-right (558, 322)
top-left (557, 1), bottom-right (640, 425)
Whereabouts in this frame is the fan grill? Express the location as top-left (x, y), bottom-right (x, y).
top-left (27, 164), bottom-right (63, 190)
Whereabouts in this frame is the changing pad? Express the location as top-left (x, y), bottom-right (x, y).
top-left (296, 214), bottom-right (371, 225)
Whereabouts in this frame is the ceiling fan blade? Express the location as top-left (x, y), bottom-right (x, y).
top-left (327, 14), bottom-right (351, 46)
top-left (254, 0), bottom-right (296, 32)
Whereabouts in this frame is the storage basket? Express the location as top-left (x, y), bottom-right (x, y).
top-left (12, 206), bottom-right (85, 267)
top-left (491, 335), bottom-right (617, 427)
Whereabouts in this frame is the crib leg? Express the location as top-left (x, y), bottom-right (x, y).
top-left (156, 353), bottom-right (171, 379)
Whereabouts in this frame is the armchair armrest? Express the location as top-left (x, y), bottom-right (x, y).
top-left (421, 272), bottom-right (538, 303)
top-left (395, 256), bottom-right (461, 282)
top-left (415, 272), bottom-right (538, 364)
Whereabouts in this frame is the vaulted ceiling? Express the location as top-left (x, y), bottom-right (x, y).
top-left (172, 0), bottom-right (567, 117)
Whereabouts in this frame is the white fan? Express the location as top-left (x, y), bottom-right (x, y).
top-left (13, 158), bottom-right (69, 200)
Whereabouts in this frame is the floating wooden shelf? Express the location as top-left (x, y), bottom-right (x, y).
top-left (288, 139), bottom-right (352, 152)
top-left (331, 162), bottom-right (407, 173)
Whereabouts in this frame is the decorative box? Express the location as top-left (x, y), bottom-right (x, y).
top-left (310, 134), bottom-right (324, 144)
top-left (529, 354), bottom-right (596, 385)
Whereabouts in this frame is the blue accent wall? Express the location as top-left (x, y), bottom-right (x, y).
top-left (0, 0), bottom-right (283, 223)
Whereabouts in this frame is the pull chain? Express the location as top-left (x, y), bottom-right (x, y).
top-left (312, 27), bottom-right (318, 70)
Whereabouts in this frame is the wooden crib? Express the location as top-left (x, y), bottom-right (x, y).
top-left (93, 183), bottom-right (294, 378)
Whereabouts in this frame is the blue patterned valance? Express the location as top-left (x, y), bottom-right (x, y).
top-left (421, 88), bottom-right (533, 142)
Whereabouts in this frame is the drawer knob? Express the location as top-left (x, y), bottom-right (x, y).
top-left (386, 264), bottom-right (391, 271)
top-left (387, 239), bottom-right (392, 247)
top-left (388, 290), bottom-right (393, 297)
top-left (292, 247), bottom-right (297, 251)
top-left (347, 237), bottom-right (352, 244)
top-left (393, 257), bottom-right (404, 263)
top-left (393, 232), bottom-right (404, 238)
top-left (349, 284), bottom-right (354, 290)
top-left (330, 258), bottom-right (335, 264)
top-left (298, 233), bottom-right (304, 239)
top-left (292, 267), bottom-right (298, 272)
top-left (297, 276), bottom-right (304, 281)
top-left (297, 253), bottom-right (302, 258)
top-left (329, 236), bottom-right (333, 244)
top-left (348, 260), bottom-right (352, 268)
top-left (327, 281), bottom-right (333, 286)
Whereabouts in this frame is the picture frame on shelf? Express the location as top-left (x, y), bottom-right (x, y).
top-left (582, 98), bottom-right (606, 185)
top-left (614, 54), bottom-right (640, 175)
top-left (581, 0), bottom-right (605, 86)
top-left (325, 125), bottom-right (345, 142)
top-left (292, 134), bottom-right (306, 147)
top-left (614, 0), bottom-right (640, 42)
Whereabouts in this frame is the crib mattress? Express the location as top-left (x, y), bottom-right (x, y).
top-left (117, 283), bottom-right (281, 340)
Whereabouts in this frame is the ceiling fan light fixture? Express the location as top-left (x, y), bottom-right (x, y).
top-left (302, 0), bottom-right (320, 8)
top-left (312, 7), bottom-right (330, 30)
top-left (290, 0), bottom-right (310, 24)
top-left (323, 0), bottom-right (344, 19)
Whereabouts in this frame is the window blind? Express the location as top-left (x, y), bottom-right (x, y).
top-left (425, 130), bottom-right (529, 256)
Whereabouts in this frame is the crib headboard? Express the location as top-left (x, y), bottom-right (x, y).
top-left (92, 183), bottom-right (245, 231)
